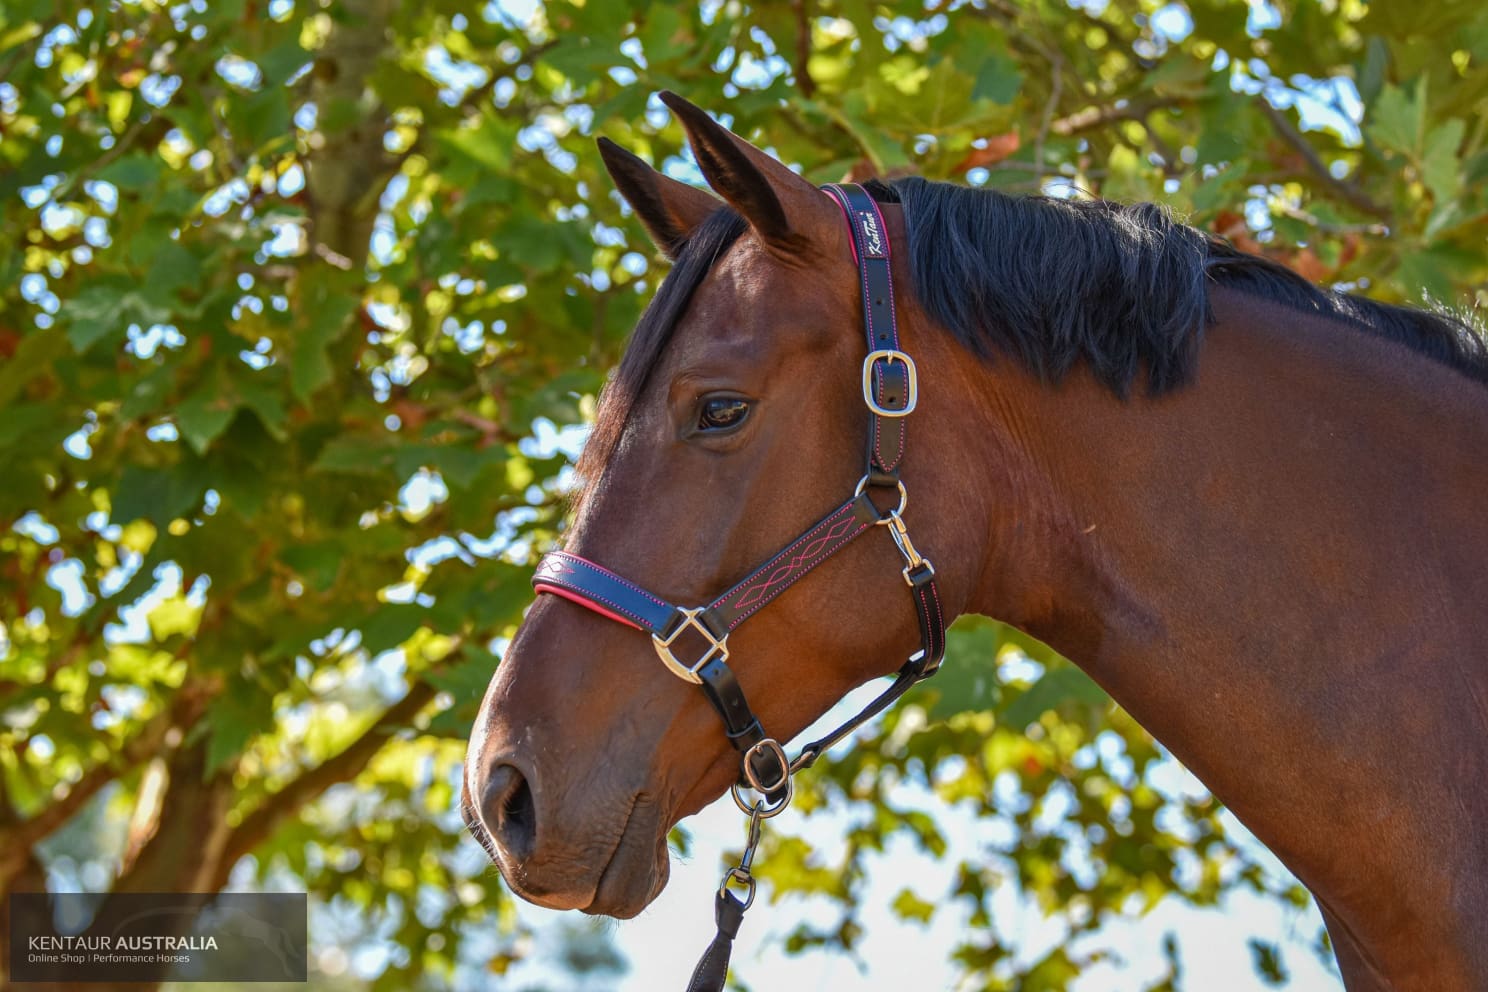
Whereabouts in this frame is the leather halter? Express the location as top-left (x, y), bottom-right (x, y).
top-left (531, 184), bottom-right (946, 992)
top-left (530, 183), bottom-right (946, 800)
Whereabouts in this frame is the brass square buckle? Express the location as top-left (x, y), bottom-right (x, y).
top-left (652, 608), bottom-right (729, 684)
top-left (861, 350), bottom-right (918, 417)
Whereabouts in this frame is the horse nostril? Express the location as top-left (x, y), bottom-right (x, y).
top-left (482, 764), bottom-right (537, 861)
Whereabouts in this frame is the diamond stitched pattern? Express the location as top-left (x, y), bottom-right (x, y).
top-left (729, 516), bottom-right (859, 612)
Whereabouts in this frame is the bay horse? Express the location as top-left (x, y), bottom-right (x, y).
top-left (464, 93), bottom-right (1488, 991)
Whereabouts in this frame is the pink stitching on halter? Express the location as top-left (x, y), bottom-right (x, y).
top-left (534, 583), bottom-right (645, 631)
top-left (863, 193), bottom-right (907, 471)
top-left (722, 504), bottom-right (857, 609)
top-left (825, 187), bottom-right (859, 266)
top-left (724, 522), bottom-right (869, 631)
top-left (554, 553), bottom-right (668, 606)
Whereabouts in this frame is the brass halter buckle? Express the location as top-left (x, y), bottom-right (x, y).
top-left (651, 607), bottom-right (728, 685)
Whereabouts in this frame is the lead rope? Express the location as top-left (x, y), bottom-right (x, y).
top-left (685, 792), bottom-right (772, 992)
top-left (683, 700), bottom-right (927, 991)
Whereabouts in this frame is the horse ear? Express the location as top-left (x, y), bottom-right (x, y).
top-left (598, 137), bottom-right (722, 260)
top-left (657, 91), bottom-right (836, 255)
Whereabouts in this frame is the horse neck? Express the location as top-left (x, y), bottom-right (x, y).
top-left (947, 285), bottom-right (1488, 981)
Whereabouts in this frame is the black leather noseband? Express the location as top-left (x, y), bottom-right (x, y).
top-left (531, 183), bottom-right (946, 800)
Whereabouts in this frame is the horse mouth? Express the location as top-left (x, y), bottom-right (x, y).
top-left (582, 794), bottom-right (669, 918)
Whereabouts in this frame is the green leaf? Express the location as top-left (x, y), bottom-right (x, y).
top-left (290, 281), bottom-right (356, 401)
top-left (1367, 80), bottom-right (1424, 156)
top-left (176, 379), bottom-right (241, 454)
top-left (280, 540), bottom-right (344, 592)
top-left (313, 435), bottom-right (401, 476)
top-left (1421, 119), bottom-right (1465, 204)
top-left (146, 597), bottom-right (200, 640)
top-left (436, 113), bottom-right (518, 174)
top-left (889, 887), bottom-right (937, 924)
top-left (0, 329), bottom-right (67, 407)
top-left (95, 153), bottom-right (162, 191)
top-left (205, 681), bottom-right (273, 774)
top-left (1191, 159), bottom-right (1249, 214)
top-left (112, 465), bottom-right (204, 526)
top-left (257, 38), bottom-right (311, 86)
top-left (119, 362), bottom-right (178, 420)
top-left (359, 603), bottom-right (426, 656)
top-left (145, 241), bottom-right (204, 301)
top-left (236, 377), bottom-right (289, 441)
top-left (425, 647), bottom-right (500, 738)
top-left (61, 284), bottom-right (128, 352)
top-left (916, 616), bottom-right (1003, 721)
top-left (60, 279), bottom-right (174, 353)
top-left (238, 87), bottom-right (291, 149)
top-left (1248, 939), bottom-right (1288, 986)
top-left (971, 53), bottom-right (1022, 105)
top-left (999, 665), bottom-right (1110, 730)
top-left (0, 401), bottom-right (68, 452)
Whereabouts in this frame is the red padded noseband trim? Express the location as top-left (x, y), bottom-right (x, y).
top-left (533, 583), bottom-right (644, 631)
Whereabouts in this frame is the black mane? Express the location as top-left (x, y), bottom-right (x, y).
top-left (883, 176), bottom-right (1488, 394)
top-left (577, 178), bottom-right (1487, 501)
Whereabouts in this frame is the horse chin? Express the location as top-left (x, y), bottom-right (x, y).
top-left (581, 798), bottom-right (670, 919)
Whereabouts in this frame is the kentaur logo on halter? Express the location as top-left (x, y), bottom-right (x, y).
top-left (527, 182), bottom-right (946, 992)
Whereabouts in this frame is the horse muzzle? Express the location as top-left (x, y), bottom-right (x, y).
top-left (464, 753), bottom-right (670, 918)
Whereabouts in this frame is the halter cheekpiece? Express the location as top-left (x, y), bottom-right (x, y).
top-left (529, 183), bottom-right (947, 992)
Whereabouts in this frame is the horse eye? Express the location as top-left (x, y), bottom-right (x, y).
top-left (697, 396), bottom-right (750, 432)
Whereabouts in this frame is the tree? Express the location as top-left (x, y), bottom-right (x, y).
top-left (0, 0), bottom-right (1482, 988)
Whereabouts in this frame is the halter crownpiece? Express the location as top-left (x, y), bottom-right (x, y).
top-left (529, 183), bottom-right (946, 992)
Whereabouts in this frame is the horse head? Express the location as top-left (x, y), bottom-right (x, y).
top-left (462, 94), bottom-right (990, 917)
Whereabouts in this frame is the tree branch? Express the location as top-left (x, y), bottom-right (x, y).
top-left (303, 0), bottom-right (399, 268)
top-left (1258, 100), bottom-right (1390, 220)
top-left (0, 680), bottom-right (215, 873)
top-left (110, 737), bottom-right (235, 896)
top-left (208, 680), bottom-right (438, 889)
top-left (791, 0), bottom-right (816, 98)
top-left (1051, 96), bottom-right (1184, 137)
top-left (1033, 56), bottom-right (1065, 182)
